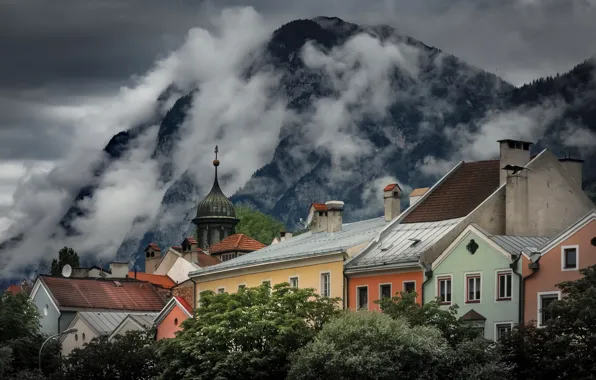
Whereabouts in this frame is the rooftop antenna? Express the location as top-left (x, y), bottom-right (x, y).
top-left (61, 264), bottom-right (72, 278)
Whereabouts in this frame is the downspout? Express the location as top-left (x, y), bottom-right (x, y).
top-left (421, 262), bottom-right (433, 304)
top-left (519, 255), bottom-right (540, 325)
top-left (343, 251), bottom-right (349, 310)
top-left (510, 253), bottom-right (523, 324)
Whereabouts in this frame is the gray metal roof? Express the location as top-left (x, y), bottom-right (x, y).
top-left (78, 311), bottom-right (158, 336)
top-left (490, 235), bottom-right (550, 256)
top-left (190, 217), bottom-right (388, 276)
top-left (128, 313), bottom-right (157, 328)
top-left (346, 218), bottom-right (464, 268)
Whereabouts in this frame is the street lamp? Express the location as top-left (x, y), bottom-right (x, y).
top-left (38, 328), bottom-right (78, 372)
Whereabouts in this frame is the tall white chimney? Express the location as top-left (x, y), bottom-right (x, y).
top-left (383, 184), bottom-right (401, 222)
top-left (325, 201), bottom-right (344, 233)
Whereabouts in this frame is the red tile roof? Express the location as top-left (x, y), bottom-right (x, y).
top-left (383, 183), bottom-right (401, 192)
top-left (195, 252), bottom-right (221, 267)
top-left (208, 234), bottom-right (266, 254)
top-left (6, 284), bottom-right (22, 295)
top-left (39, 276), bottom-right (166, 312)
top-left (310, 203), bottom-right (328, 211)
top-left (403, 160), bottom-right (500, 223)
top-left (146, 243), bottom-right (161, 251)
top-left (172, 245), bottom-right (182, 251)
top-left (174, 296), bottom-right (193, 314)
top-left (127, 272), bottom-right (176, 289)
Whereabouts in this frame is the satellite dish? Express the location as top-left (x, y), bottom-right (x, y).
top-left (305, 211), bottom-right (313, 227)
top-left (61, 264), bottom-right (72, 278)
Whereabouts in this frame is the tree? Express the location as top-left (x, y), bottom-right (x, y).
top-left (49, 247), bottom-right (80, 276)
top-left (158, 283), bottom-right (340, 380)
top-left (0, 292), bottom-right (60, 376)
top-left (499, 265), bottom-right (596, 380)
top-left (234, 204), bottom-right (285, 245)
top-left (61, 330), bottom-right (161, 380)
top-left (288, 311), bottom-right (448, 380)
top-left (376, 290), bottom-right (479, 346)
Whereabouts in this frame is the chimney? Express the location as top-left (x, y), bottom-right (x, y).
top-left (144, 243), bottom-right (162, 274)
top-left (498, 139), bottom-right (533, 185)
top-left (325, 201), bottom-right (344, 233)
top-left (108, 261), bottom-right (129, 278)
top-left (308, 203), bottom-right (328, 233)
top-left (409, 187), bottom-right (429, 207)
top-left (285, 232), bottom-right (293, 239)
top-left (279, 231), bottom-right (286, 242)
top-left (559, 157), bottom-right (584, 188)
top-left (383, 184), bottom-right (401, 222)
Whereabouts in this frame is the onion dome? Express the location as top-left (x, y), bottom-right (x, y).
top-left (195, 146), bottom-right (237, 220)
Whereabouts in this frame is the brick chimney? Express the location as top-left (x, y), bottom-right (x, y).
top-left (498, 139), bottom-right (533, 185)
top-left (325, 201), bottom-right (344, 233)
top-left (383, 184), bottom-right (401, 222)
top-left (559, 157), bottom-right (584, 188)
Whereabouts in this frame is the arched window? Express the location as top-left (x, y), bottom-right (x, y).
top-left (174, 318), bottom-right (179, 326)
top-left (75, 334), bottom-right (78, 341)
top-left (82, 333), bottom-right (86, 341)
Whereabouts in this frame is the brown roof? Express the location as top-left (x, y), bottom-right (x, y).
top-left (310, 203), bottom-right (328, 211)
top-left (39, 276), bottom-right (166, 312)
top-left (172, 245), bottom-right (182, 251)
top-left (409, 187), bottom-right (429, 197)
top-left (462, 309), bottom-right (486, 321)
top-left (384, 183), bottom-right (401, 192)
top-left (208, 234), bottom-right (266, 254)
top-left (183, 237), bottom-right (197, 244)
top-left (195, 252), bottom-right (221, 267)
top-left (6, 284), bottom-right (22, 295)
top-left (403, 160), bottom-right (500, 223)
top-left (127, 272), bottom-right (176, 289)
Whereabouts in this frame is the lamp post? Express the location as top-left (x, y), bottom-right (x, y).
top-left (38, 328), bottom-right (78, 372)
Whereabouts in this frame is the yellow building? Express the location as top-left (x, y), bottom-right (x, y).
top-left (189, 200), bottom-right (392, 308)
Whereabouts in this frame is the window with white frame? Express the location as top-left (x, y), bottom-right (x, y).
top-left (320, 273), bottom-right (330, 297)
top-left (497, 271), bottom-right (512, 300)
top-left (379, 284), bottom-right (391, 299)
top-left (357, 286), bottom-right (368, 310)
top-left (238, 284), bottom-right (246, 291)
top-left (539, 292), bottom-right (560, 327)
top-left (403, 281), bottom-right (416, 294)
top-left (562, 246), bottom-right (578, 270)
top-left (217, 287), bottom-right (225, 294)
top-left (495, 323), bottom-right (512, 340)
top-left (466, 274), bottom-right (481, 303)
top-left (220, 252), bottom-right (238, 262)
top-left (289, 277), bottom-right (299, 288)
top-left (437, 276), bottom-right (452, 304)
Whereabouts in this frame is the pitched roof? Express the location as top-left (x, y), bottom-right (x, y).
top-left (208, 234), bottom-right (266, 254)
top-left (383, 183), bottom-right (401, 192)
top-left (195, 252), bottom-right (221, 267)
top-left (462, 309), bottom-right (486, 321)
top-left (191, 217), bottom-right (388, 277)
top-left (490, 235), bottom-right (550, 256)
top-left (403, 160), bottom-right (500, 223)
top-left (310, 203), bottom-right (328, 211)
top-left (38, 276), bottom-right (166, 312)
top-left (127, 272), bottom-right (176, 289)
top-left (409, 187), bottom-right (429, 197)
top-left (153, 296), bottom-right (194, 326)
top-left (6, 284), bottom-right (22, 295)
top-left (76, 311), bottom-right (157, 336)
top-left (146, 243), bottom-right (161, 251)
top-left (345, 218), bottom-right (463, 270)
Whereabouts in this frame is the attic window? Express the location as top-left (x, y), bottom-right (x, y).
top-left (467, 239), bottom-right (479, 254)
top-left (591, 237), bottom-right (596, 247)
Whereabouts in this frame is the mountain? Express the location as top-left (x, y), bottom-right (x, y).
top-left (2, 17), bottom-right (595, 275)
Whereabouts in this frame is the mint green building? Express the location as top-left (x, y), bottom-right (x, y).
top-left (423, 224), bottom-right (540, 340)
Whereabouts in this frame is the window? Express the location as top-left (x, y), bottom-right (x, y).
top-left (562, 246), bottom-right (578, 270)
top-left (497, 272), bottom-right (512, 300)
top-left (221, 252), bottom-right (238, 262)
top-left (380, 284), bottom-right (391, 299)
top-left (43, 305), bottom-right (49, 316)
top-left (75, 334), bottom-right (78, 342)
top-left (217, 288), bottom-right (225, 294)
top-left (403, 281), bottom-right (416, 294)
top-left (238, 284), bottom-right (246, 291)
top-left (289, 277), bottom-right (299, 288)
top-left (357, 286), bottom-right (368, 310)
top-left (495, 323), bottom-right (512, 340)
top-left (82, 333), bottom-right (86, 341)
top-left (320, 273), bottom-right (330, 297)
top-left (539, 292), bottom-right (560, 327)
top-left (174, 318), bottom-right (178, 326)
top-left (466, 274), bottom-right (481, 303)
top-left (437, 277), bottom-right (452, 304)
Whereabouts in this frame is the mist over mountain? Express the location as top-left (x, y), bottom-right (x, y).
top-left (1, 14), bottom-right (595, 278)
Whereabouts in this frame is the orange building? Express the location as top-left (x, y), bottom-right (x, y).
top-left (154, 296), bottom-right (194, 340)
top-left (522, 211), bottom-right (596, 326)
top-left (347, 270), bottom-right (424, 311)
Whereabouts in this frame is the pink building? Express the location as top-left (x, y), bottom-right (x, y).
top-left (154, 296), bottom-right (194, 340)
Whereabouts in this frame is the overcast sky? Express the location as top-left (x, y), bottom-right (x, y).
top-left (0, 0), bottom-right (595, 273)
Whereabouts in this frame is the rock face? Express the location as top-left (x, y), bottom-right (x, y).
top-left (8, 17), bottom-right (595, 272)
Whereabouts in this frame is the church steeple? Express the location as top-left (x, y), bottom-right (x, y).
top-left (192, 146), bottom-right (239, 250)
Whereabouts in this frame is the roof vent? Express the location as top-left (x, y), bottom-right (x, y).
top-left (113, 281), bottom-right (122, 287)
top-left (408, 238), bottom-right (421, 247)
